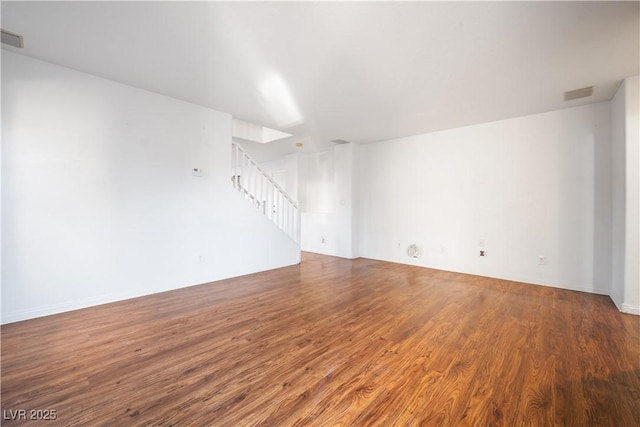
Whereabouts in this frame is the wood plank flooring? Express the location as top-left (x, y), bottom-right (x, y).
top-left (2, 252), bottom-right (639, 426)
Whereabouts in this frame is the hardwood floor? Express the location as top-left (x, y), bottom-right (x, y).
top-left (2, 253), bottom-right (639, 426)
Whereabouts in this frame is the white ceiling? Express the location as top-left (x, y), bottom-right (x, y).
top-left (2, 1), bottom-right (638, 158)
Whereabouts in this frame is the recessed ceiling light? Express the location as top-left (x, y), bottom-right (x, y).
top-left (295, 142), bottom-right (303, 148)
top-left (564, 86), bottom-right (593, 101)
top-left (1, 29), bottom-right (24, 48)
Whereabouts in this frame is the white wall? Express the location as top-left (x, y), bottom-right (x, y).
top-left (611, 80), bottom-right (627, 308)
top-left (359, 103), bottom-right (612, 294)
top-left (300, 144), bottom-right (359, 258)
top-left (1, 52), bottom-right (300, 324)
top-left (0, 51), bottom-right (3, 317)
top-left (300, 150), bottom-right (335, 255)
top-left (624, 76), bottom-right (640, 313)
top-left (611, 76), bottom-right (640, 314)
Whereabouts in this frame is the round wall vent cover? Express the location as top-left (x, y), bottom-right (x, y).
top-left (407, 244), bottom-right (423, 258)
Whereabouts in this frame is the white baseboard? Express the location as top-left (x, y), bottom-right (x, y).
top-left (610, 291), bottom-right (624, 312)
top-left (1, 258), bottom-right (303, 325)
top-left (1, 291), bottom-right (145, 324)
top-left (608, 291), bottom-right (640, 315)
top-left (620, 303), bottom-right (640, 315)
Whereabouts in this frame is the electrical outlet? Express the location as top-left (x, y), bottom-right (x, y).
top-left (538, 255), bottom-right (545, 265)
top-left (321, 236), bottom-right (325, 244)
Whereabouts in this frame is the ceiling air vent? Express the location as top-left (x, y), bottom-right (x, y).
top-left (331, 139), bottom-right (351, 145)
top-left (1, 29), bottom-right (24, 48)
top-left (564, 86), bottom-right (593, 101)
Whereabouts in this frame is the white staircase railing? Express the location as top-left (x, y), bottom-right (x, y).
top-left (231, 142), bottom-right (300, 243)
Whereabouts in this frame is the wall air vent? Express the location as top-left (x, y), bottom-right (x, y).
top-left (1, 29), bottom-right (24, 48)
top-left (331, 139), bottom-right (351, 145)
top-left (407, 244), bottom-right (423, 258)
top-left (563, 86), bottom-right (593, 101)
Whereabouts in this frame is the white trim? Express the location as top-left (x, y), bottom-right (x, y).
top-left (1, 290), bottom-right (146, 324)
top-left (620, 303), bottom-right (640, 315)
top-left (607, 291), bottom-right (640, 315)
top-left (609, 291), bottom-right (624, 312)
top-left (301, 248), bottom-right (359, 260)
top-left (1, 256), bottom-right (302, 325)
top-left (359, 255), bottom-right (614, 295)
